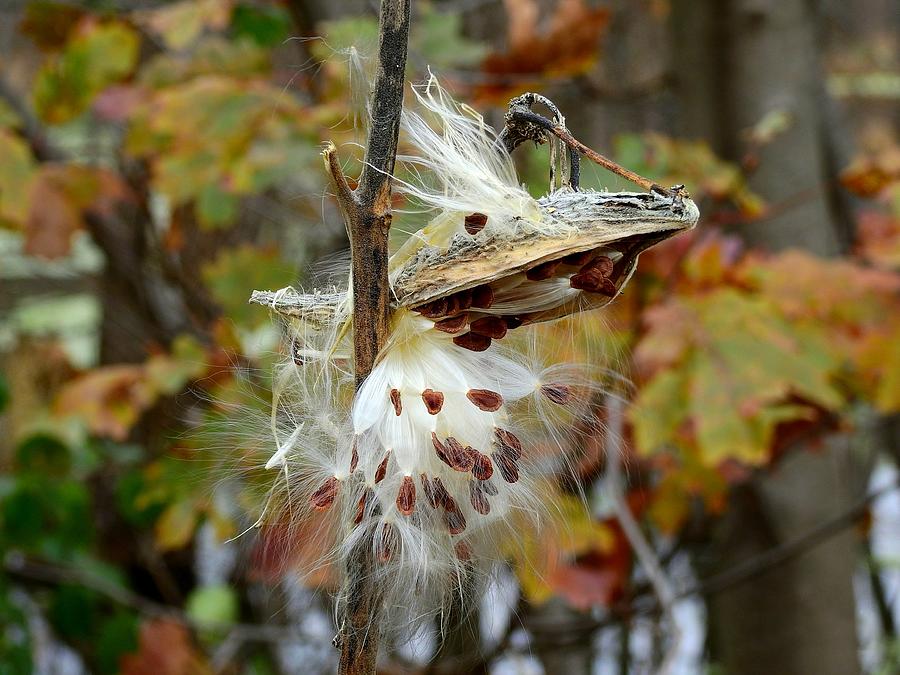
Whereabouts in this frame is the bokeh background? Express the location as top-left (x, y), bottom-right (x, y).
top-left (1, 0), bottom-right (899, 673)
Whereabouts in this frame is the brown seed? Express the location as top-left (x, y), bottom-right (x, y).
top-left (422, 389), bottom-right (444, 414)
top-left (375, 453), bottom-right (390, 483)
top-left (353, 489), bottom-right (371, 524)
top-left (470, 316), bottom-right (507, 339)
top-left (432, 433), bottom-right (451, 466)
top-left (541, 383), bottom-right (573, 405)
top-left (378, 522), bottom-right (399, 562)
top-left (494, 449), bottom-right (520, 483)
top-left (349, 440), bottom-right (359, 473)
top-left (309, 476), bottom-right (339, 511)
top-left (467, 389), bottom-right (504, 412)
top-left (434, 313), bottom-right (468, 334)
top-left (432, 476), bottom-right (451, 507)
top-left (397, 476), bottom-right (416, 516)
top-left (581, 255), bottom-right (614, 277)
top-left (446, 437), bottom-right (476, 472)
top-left (464, 212), bottom-right (488, 235)
top-left (471, 284), bottom-right (494, 309)
top-left (562, 250), bottom-right (596, 266)
top-left (443, 497), bottom-right (467, 534)
top-left (494, 428), bottom-right (522, 460)
top-left (446, 290), bottom-right (473, 315)
top-left (390, 388), bottom-right (402, 416)
top-left (472, 452), bottom-right (494, 481)
top-left (415, 297), bottom-right (449, 318)
top-left (453, 332), bottom-right (492, 352)
top-left (421, 474), bottom-right (439, 508)
top-left (570, 269), bottom-right (617, 296)
top-left (481, 479), bottom-right (499, 496)
top-left (469, 481), bottom-right (491, 515)
top-left (526, 259), bottom-right (562, 281)
top-left (455, 540), bottom-right (473, 561)
top-left (504, 316), bottom-right (523, 330)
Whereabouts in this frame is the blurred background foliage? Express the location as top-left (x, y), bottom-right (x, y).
top-left (0, 0), bottom-right (898, 673)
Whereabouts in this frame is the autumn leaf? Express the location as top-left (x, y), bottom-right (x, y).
top-left (856, 210), bottom-right (900, 270)
top-left (33, 18), bottom-right (140, 124)
top-left (476, 0), bottom-right (609, 101)
top-left (632, 289), bottom-right (845, 466)
top-left (0, 130), bottom-right (37, 226)
top-left (841, 145), bottom-right (900, 198)
top-left (120, 619), bottom-right (210, 675)
top-left (155, 498), bottom-right (200, 551)
top-left (134, 0), bottom-right (233, 51)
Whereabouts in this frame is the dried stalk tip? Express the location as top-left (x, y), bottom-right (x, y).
top-left (397, 476), bottom-right (416, 516)
top-left (464, 212), bottom-right (488, 235)
top-left (390, 388), bottom-right (402, 416)
top-left (467, 388), bottom-right (504, 412)
top-left (310, 476), bottom-right (339, 511)
top-left (422, 388), bottom-right (444, 414)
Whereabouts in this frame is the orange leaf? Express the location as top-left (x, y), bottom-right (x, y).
top-left (120, 620), bottom-right (209, 675)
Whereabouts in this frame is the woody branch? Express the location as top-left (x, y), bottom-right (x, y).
top-left (321, 0), bottom-right (410, 672)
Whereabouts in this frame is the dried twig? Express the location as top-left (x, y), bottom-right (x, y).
top-left (500, 92), bottom-right (675, 196)
top-left (322, 0), bottom-right (410, 672)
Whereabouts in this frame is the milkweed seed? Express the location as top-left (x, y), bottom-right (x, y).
top-left (526, 259), bottom-right (562, 281)
top-left (467, 389), bottom-right (503, 412)
top-left (494, 428), bottom-right (522, 460)
top-left (471, 284), bottom-right (494, 309)
top-left (434, 313), bottom-right (468, 333)
top-left (390, 388), bottom-right (402, 416)
top-left (455, 541), bottom-right (473, 561)
top-left (446, 437), bottom-right (476, 471)
top-left (443, 497), bottom-right (467, 534)
top-left (481, 479), bottom-right (499, 496)
top-left (453, 332), bottom-right (492, 352)
top-left (421, 474), bottom-right (439, 508)
top-left (464, 212), bottom-right (488, 235)
top-left (470, 316), bottom-right (507, 339)
top-left (422, 389), bottom-right (444, 414)
top-left (504, 316), bottom-right (523, 330)
top-left (310, 476), bottom-right (339, 511)
top-left (562, 250), bottom-right (596, 266)
top-left (375, 453), bottom-right (390, 483)
top-left (494, 450), bottom-right (520, 483)
top-left (570, 269), bottom-right (617, 295)
top-left (397, 476), bottom-right (416, 516)
top-left (432, 476), bottom-right (451, 507)
top-left (541, 383), bottom-right (573, 405)
top-left (353, 489), bottom-right (371, 524)
top-left (414, 297), bottom-right (449, 318)
top-left (378, 522), bottom-right (399, 562)
top-left (349, 441), bottom-right (359, 473)
top-left (469, 481), bottom-right (490, 515)
top-left (580, 255), bottom-right (614, 277)
top-left (472, 452), bottom-right (494, 481)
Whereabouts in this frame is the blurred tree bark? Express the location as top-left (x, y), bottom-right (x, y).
top-left (672, 1), bottom-right (865, 673)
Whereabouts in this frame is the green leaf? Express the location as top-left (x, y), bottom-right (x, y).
top-left (186, 585), bottom-right (239, 627)
top-left (49, 585), bottom-right (98, 641)
top-left (413, 7), bottom-right (487, 70)
top-left (196, 182), bottom-right (239, 228)
top-left (15, 433), bottom-right (71, 478)
top-left (0, 130), bottom-right (37, 226)
top-left (33, 20), bottom-right (140, 124)
top-left (0, 372), bottom-right (8, 413)
top-left (232, 4), bottom-right (291, 47)
top-left (202, 245), bottom-right (295, 326)
top-left (96, 612), bottom-right (139, 675)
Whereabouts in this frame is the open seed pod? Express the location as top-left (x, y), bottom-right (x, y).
top-left (250, 186), bottom-right (698, 339)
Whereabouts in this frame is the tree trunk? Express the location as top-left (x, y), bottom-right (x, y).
top-left (672, 1), bottom-right (865, 673)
